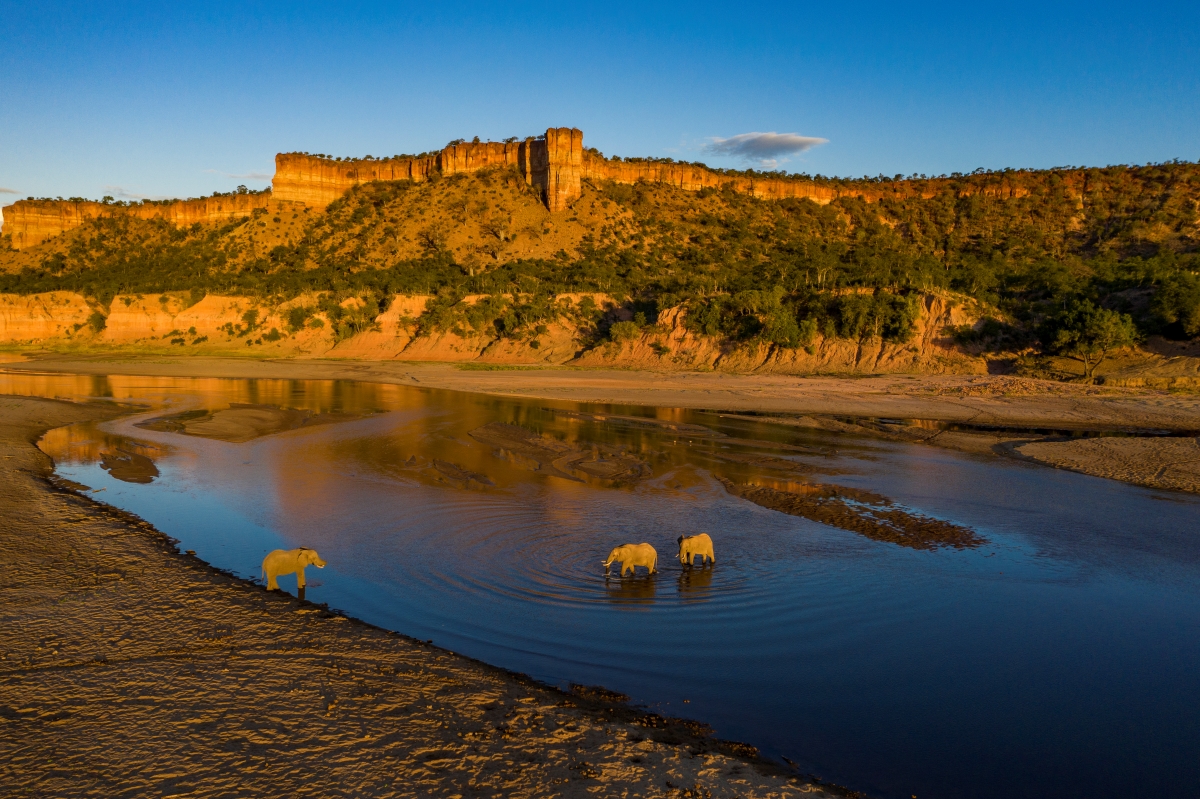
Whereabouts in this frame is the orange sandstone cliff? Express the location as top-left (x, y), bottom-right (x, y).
top-left (2, 124), bottom-right (1048, 250)
top-left (2, 192), bottom-right (273, 249)
top-left (0, 290), bottom-right (987, 376)
top-left (270, 129), bottom-right (582, 210)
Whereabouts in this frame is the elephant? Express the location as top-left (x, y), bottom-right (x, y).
top-left (262, 547), bottom-right (326, 591)
top-left (603, 543), bottom-right (658, 577)
top-left (677, 533), bottom-right (715, 567)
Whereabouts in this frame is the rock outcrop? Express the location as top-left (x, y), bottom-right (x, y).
top-left (582, 154), bottom-right (842, 204)
top-left (2, 192), bottom-right (274, 249)
top-left (271, 153), bottom-right (440, 208)
top-left (2, 125), bottom-right (1061, 249)
top-left (540, 128), bottom-right (584, 212)
top-left (0, 292), bottom-right (93, 338)
top-left (0, 290), bottom-right (985, 375)
top-left (271, 130), bottom-right (583, 211)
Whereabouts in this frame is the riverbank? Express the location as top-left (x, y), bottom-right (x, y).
top-left (6, 353), bottom-right (1200, 493)
top-left (0, 396), bottom-right (846, 798)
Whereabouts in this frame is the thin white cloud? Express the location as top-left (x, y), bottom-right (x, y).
top-left (103, 185), bottom-right (171, 201)
top-left (0, 187), bottom-right (18, 194)
top-left (205, 169), bottom-right (272, 181)
top-left (703, 132), bottom-right (828, 168)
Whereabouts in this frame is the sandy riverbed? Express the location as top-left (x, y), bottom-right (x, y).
top-left (0, 396), bottom-right (849, 798)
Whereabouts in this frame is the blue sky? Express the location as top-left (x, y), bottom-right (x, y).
top-left (1, 1), bottom-right (1197, 203)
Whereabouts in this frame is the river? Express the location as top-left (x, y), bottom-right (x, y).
top-left (5, 370), bottom-right (1199, 799)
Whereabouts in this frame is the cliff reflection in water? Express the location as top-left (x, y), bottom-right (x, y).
top-left (14, 369), bottom-right (985, 552)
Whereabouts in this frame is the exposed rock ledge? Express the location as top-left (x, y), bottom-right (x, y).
top-left (0, 290), bottom-right (986, 375)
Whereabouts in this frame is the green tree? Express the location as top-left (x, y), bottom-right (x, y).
top-left (1052, 302), bottom-right (1139, 381)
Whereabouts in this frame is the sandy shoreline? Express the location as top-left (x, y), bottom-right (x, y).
top-left (0, 396), bottom-right (849, 798)
top-left (6, 354), bottom-right (1200, 493)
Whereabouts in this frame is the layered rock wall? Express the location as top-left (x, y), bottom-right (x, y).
top-left (3, 192), bottom-right (273, 249)
top-left (270, 131), bottom-right (583, 210)
top-left (271, 153), bottom-right (439, 207)
top-left (541, 128), bottom-right (584, 212)
top-left (582, 154), bottom-right (844, 203)
top-left (0, 124), bottom-right (1058, 250)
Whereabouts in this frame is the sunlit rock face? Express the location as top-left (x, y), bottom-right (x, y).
top-left (539, 127), bottom-right (584, 212)
top-left (0, 290), bottom-right (987, 374)
top-left (0, 292), bottom-right (92, 339)
top-left (2, 193), bottom-right (273, 249)
top-left (270, 131), bottom-right (583, 211)
top-left (271, 153), bottom-right (440, 207)
top-left (2, 124), bottom-right (1046, 249)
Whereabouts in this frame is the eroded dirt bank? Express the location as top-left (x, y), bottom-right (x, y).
top-left (0, 396), bottom-right (847, 798)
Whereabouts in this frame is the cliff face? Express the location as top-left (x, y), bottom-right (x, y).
top-left (0, 292), bottom-right (93, 338)
top-left (0, 290), bottom-right (985, 375)
top-left (3, 193), bottom-right (273, 249)
top-left (2, 124), bottom-right (1060, 250)
top-left (271, 130), bottom-right (584, 210)
top-left (541, 128), bottom-right (583, 212)
top-left (271, 153), bottom-right (440, 207)
top-left (582, 153), bottom-right (842, 203)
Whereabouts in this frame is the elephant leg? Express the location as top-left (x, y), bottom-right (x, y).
top-left (296, 566), bottom-right (306, 589)
top-left (623, 564), bottom-right (632, 577)
top-left (266, 573), bottom-right (279, 590)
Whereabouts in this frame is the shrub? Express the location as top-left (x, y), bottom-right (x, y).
top-left (286, 306), bottom-right (311, 332)
top-left (87, 311), bottom-right (107, 333)
top-left (609, 320), bottom-right (641, 342)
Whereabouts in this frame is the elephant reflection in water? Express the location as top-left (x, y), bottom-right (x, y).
top-left (262, 547), bottom-right (326, 598)
top-left (604, 572), bottom-right (658, 603)
top-left (677, 563), bottom-right (714, 603)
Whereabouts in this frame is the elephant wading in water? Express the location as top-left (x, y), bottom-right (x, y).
top-left (678, 533), bottom-right (715, 567)
top-left (262, 547), bottom-right (326, 591)
top-left (603, 543), bottom-right (658, 577)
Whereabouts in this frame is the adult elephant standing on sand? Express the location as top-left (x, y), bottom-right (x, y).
top-left (678, 533), bottom-right (715, 567)
top-left (603, 543), bottom-right (658, 577)
top-left (262, 547), bottom-right (326, 591)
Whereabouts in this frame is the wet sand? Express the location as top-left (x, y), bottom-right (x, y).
top-left (0, 396), bottom-right (848, 798)
top-left (138, 403), bottom-right (374, 443)
top-left (1014, 436), bottom-right (1200, 494)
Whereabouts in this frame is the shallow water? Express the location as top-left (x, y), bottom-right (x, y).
top-left (6, 371), bottom-right (1200, 799)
